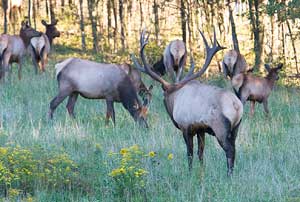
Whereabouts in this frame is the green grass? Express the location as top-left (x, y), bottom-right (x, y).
top-left (0, 52), bottom-right (300, 202)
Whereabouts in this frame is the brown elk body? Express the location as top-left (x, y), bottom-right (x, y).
top-left (152, 40), bottom-right (187, 81)
top-left (222, 49), bottom-right (248, 79)
top-left (29, 20), bottom-right (60, 73)
top-left (49, 58), bottom-right (151, 127)
top-left (133, 30), bottom-right (243, 175)
top-left (232, 63), bottom-right (283, 116)
top-left (0, 21), bottom-right (41, 80)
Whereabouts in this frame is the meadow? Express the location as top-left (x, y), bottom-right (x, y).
top-left (0, 50), bottom-right (300, 202)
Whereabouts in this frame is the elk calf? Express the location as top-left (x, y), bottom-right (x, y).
top-left (133, 30), bottom-right (243, 175)
top-left (153, 40), bottom-right (187, 81)
top-left (0, 21), bottom-right (41, 80)
top-left (232, 63), bottom-right (283, 116)
top-left (222, 49), bottom-right (248, 79)
top-left (29, 19), bottom-right (60, 73)
top-left (49, 58), bottom-right (151, 127)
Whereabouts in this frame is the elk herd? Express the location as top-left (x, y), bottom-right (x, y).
top-left (0, 21), bottom-right (284, 176)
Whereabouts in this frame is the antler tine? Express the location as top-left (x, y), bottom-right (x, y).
top-left (139, 30), bottom-right (170, 89)
top-left (179, 28), bottom-right (225, 85)
top-left (184, 56), bottom-right (195, 78)
top-left (130, 53), bottom-right (147, 73)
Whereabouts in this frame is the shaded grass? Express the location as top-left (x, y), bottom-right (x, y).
top-left (0, 53), bottom-right (299, 202)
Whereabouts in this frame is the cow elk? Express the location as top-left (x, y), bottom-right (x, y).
top-left (231, 63), bottom-right (283, 116)
top-left (152, 39), bottom-right (187, 82)
top-left (0, 21), bottom-right (41, 80)
top-left (29, 19), bottom-right (60, 73)
top-left (222, 49), bottom-right (248, 79)
top-left (48, 58), bottom-right (152, 128)
top-left (132, 30), bottom-right (243, 176)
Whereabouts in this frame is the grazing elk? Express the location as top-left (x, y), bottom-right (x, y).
top-left (48, 58), bottom-right (152, 127)
top-left (152, 39), bottom-right (187, 82)
top-left (231, 63), bottom-right (283, 116)
top-left (222, 49), bottom-right (248, 79)
top-left (132, 30), bottom-right (243, 176)
top-left (29, 19), bottom-right (60, 73)
top-left (0, 21), bottom-right (41, 80)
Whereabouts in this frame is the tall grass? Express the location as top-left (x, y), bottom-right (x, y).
top-left (0, 54), bottom-right (299, 202)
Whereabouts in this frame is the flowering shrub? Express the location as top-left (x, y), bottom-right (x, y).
top-left (108, 145), bottom-right (150, 196)
top-left (0, 146), bottom-right (78, 197)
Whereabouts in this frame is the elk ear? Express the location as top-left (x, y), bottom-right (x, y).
top-left (41, 20), bottom-right (48, 26)
top-left (264, 64), bottom-right (271, 72)
top-left (277, 63), bottom-right (283, 70)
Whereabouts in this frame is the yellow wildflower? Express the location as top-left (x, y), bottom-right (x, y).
top-left (120, 148), bottom-right (129, 155)
top-left (148, 151), bottom-right (155, 157)
top-left (119, 167), bottom-right (126, 174)
top-left (168, 153), bottom-right (174, 160)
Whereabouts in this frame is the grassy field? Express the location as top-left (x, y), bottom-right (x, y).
top-left (0, 53), bottom-right (300, 202)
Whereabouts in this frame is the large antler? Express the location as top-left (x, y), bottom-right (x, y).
top-left (132, 29), bottom-right (171, 89)
top-left (178, 29), bottom-right (225, 85)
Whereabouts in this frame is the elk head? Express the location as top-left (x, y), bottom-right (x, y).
top-left (42, 19), bottom-right (61, 45)
top-left (19, 21), bottom-right (42, 47)
top-left (264, 63), bottom-right (283, 81)
top-left (222, 49), bottom-right (248, 79)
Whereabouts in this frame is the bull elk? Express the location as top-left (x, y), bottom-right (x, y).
top-left (29, 19), bottom-right (60, 73)
top-left (48, 58), bottom-right (152, 127)
top-left (132, 30), bottom-right (243, 175)
top-left (0, 21), bottom-right (41, 80)
top-left (222, 49), bottom-right (248, 79)
top-left (152, 39), bottom-right (187, 82)
top-left (231, 63), bottom-right (283, 116)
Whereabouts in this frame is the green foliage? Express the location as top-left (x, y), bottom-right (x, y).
top-left (266, 0), bottom-right (300, 21)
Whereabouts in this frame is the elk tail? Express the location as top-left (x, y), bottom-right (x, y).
top-left (55, 58), bottom-right (74, 79)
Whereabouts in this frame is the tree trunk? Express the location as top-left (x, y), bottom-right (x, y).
top-left (2, 0), bottom-right (8, 33)
top-left (112, 0), bottom-right (118, 51)
top-left (139, 0), bottom-right (144, 31)
top-left (33, 0), bottom-right (37, 29)
top-left (119, 0), bottom-right (125, 51)
top-left (107, 0), bottom-right (112, 47)
top-left (248, 0), bottom-right (263, 71)
top-left (153, 0), bottom-right (159, 45)
top-left (228, 1), bottom-right (239, 52)
top-left (61, 0), bottom-right (65, 13)
top-left (79, 0), bottom-right (86, 51)
top-left (45, 0), bottom-right (49, 20)
top-left (180, 0), bottom-right (186, 43)
top-left (28, 0), bottom-right (31, 25)
top-left (87, 0), bottom-right (99, 53)
top-left (49, 0), bottom-right (56, 22)
top-left (286, 20), bottom-right (299, 74)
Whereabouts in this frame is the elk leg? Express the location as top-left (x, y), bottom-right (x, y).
top-left (105, 100), bottom-right (115, 126)
top-left (263, 100), bottom-right (269, 115)
top-left (250, 101), bottom-right (255, 117)
top-left (183, 128), bottom-right (194, 170)
top-left (66, 93), bottom-right (78, 118)
top-left (197, 132), bottom-right (205, 162)
top-left (48, 90), bottom-right (71, 119)
top-left (18, 61), bottom-right (22, 80)
top-left (32, 56), bottom-right (39, 74)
